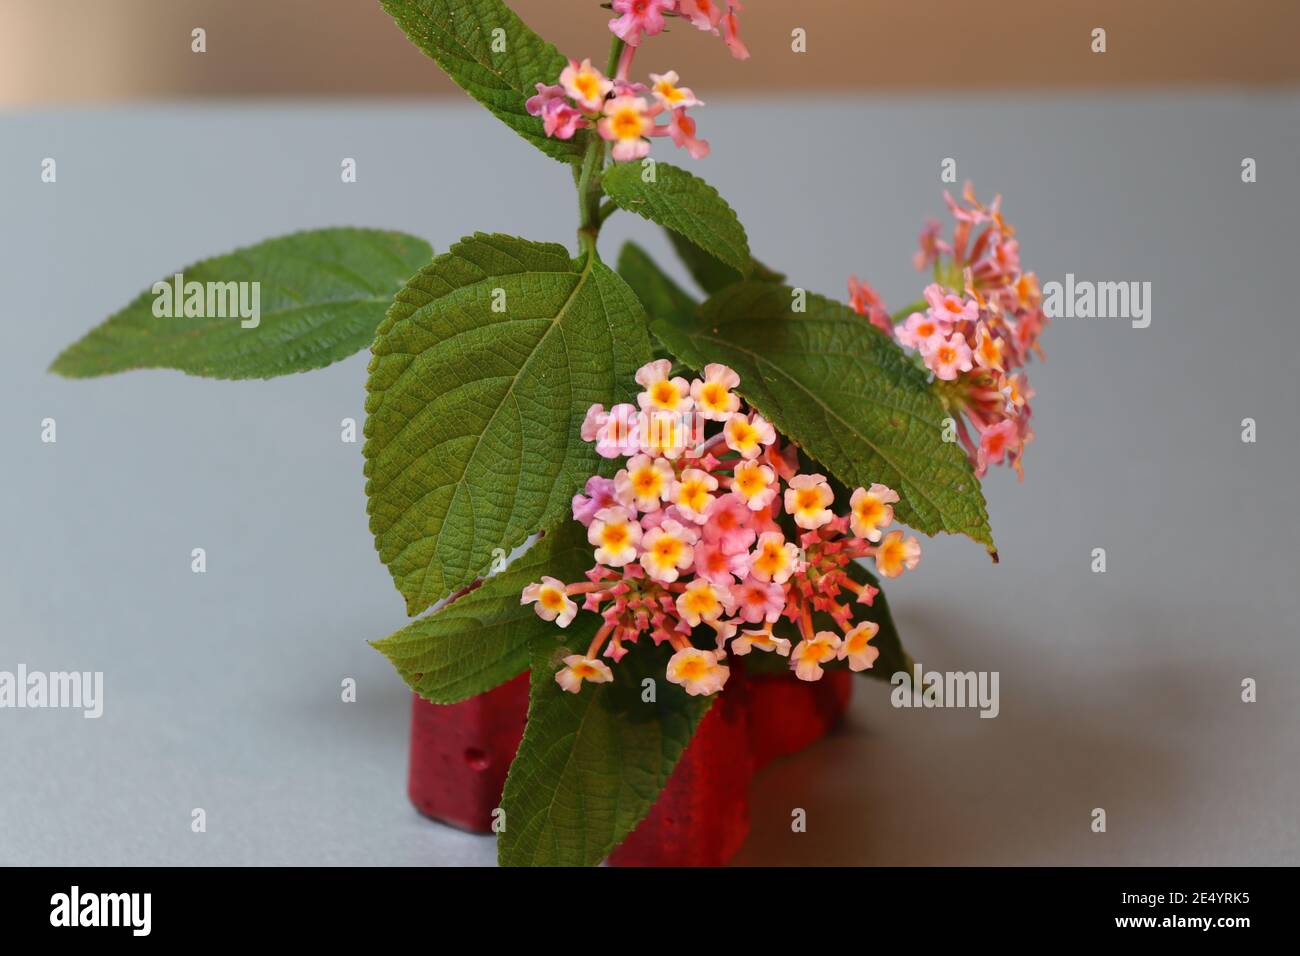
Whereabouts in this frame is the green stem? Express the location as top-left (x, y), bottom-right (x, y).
top-left (890, 299), bottom-right (927, 324)
top-left (575, 36), bottom-right (626, 256)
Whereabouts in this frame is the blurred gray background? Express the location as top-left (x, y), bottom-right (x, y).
top-left (2, 92), bottom-right (1298, 864)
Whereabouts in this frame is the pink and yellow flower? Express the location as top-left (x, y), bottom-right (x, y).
top-left (791, 631), bottom-right (841, 682)
top-left (723, 412), bottom-right (775, 459)
top-left (675, 578), bottom-right (734, 627)
top-left (665, 646), bottom-right (730, 696)
top-left (635, 358), bottom-right (692, 414)
top-left (615, 454), bottom-right (675, 511)
top-left (701, 493), bottom-right (756, 554)
top-left (924, 282), bottom-right (979, 325)
top-left (849, 483), bottom-right (898, 542)
top-left (732, 576), bottom-right (786, 624)
top-left (671, 467), bottom-right (719, 523)
top-left (784, 473), bottom-right (835, 531)
top-left (922, 330), bottom-right (974, 381)
top-left (599, 94), bottom-right (655, 162)
top-left (731, 459), bottom-right (776, 511)
top-left (521, 576), bottom-right (578, 627)
top-left (560, 58), bottom-right (613, 112)
top-left (749, 531), bottom-right (801, 585)
top-left (640, 519), bottom-right (697, 583)
top-left (874, 530), bottom-right (921, 579)
top-left (731, 624), bottom-right (792, 657)
top-left (838, 621), bottom-right (881, 672)
top-left (581, 402), bottom-right (639, 459)
top-left (667, 108), bottom-right (710, 159)
top-left (689, 363), bottom-right (741, 420)
top-left (555, 654), bottom-right (614, 694)
top-left (649, 70), bottom-right (703, 110)
top-left (589, 506), bottom-right (642, 567)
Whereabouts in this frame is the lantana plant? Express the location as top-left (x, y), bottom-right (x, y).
top-left (50, 0), bottom-right (1045, 867)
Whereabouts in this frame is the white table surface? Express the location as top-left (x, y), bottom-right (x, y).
top-left (2, 92), bottom-right (1298, 865)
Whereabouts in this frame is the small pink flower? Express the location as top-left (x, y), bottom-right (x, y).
top-left (640, 519), bottom-right (697, 583)
top-left (702, 493), bottom-right (757, 554)
top-left (972, 322), bottom-right (1005, 372)
top-left (732, 576), bottom-right (786, 624)
top-left (689, 363), bottom-right (740, 420)
top-left (875, 530), bottom-right (921, 579)
top-left (723, 412), bottom-right (775, 459)
top-left (976, 419), bottom-right (1020, 474)
top-left (678, 0), bottom-right (724, 31)
top-left (560, 58), bottom-right (613, 112)
top-left (583, 402), bottom-right (639, 458)
top-left (526, 84), bottom-right (586, 140)
top-left (721, 2), bottom-right (749, 59)
top-left (791, 631), bottom-right (840, 682)
top-left (521, 576), bottom-right (578, 627)
top-left (665, 647), bottom-right (728, 697)
top-left (914, 219), bottom-right (943, 272)
top-left (608, 0), bottom-right (674, 47)
top-left (838, 621), bottom-right (881, 672)
top-left (849, 483), bottom-right (898, 542)
top-left (693, 537), bottom-right (749, 585)
top-left (896, 311), bottom-right (948, 351)
top-left (615, 454), bottom-right (675, 511)
top-left (749, 531), bottom-right (801, 585)
top-left (675, 578), bottom-right (734, 627)
top-left (667, 108), bottom-right (710, 159)
top-left (649, 71), bottom-right (703, 110)
top-left (665, 647), bottom-right (730, 696)
top-left (639, 410), bottom-right (692, 460)
top-left (599, 95), bottom-right (654, 162)
top-left (922, 331), bottom-right (974, 381)
top-left (671, 467), bottom-right (719, 524)
top-left (572, 475), bottom-right (619, 526)
top-left (589, 506), bottom-right (642, 567)
top-left (635, 358), bottom-right (693, 414)
top-left (555, 655), bottom-right (614, 694)
top-left (731, 459), bottom-right (777, 511)
top-left (732, 625), bottom-right (792, 657)
top-left (923, 283), bottom-right (979, 325)
top-left (784, 473), bottom-right (835, 531)
top-left (848, 275), bottom-right (894, 334)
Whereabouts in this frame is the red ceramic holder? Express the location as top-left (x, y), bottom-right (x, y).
top-left (407, 664), bottom-right (852, 865)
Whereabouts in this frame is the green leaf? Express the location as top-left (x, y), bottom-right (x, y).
top-left (498, 633), bottom-right (714, 866)
top-left (652, 282), bottom-right (995, 552)
top-left (602, 161), bottom-right (751, 275)
top-left (370, 521), bottom-right (594, 704)
top-left (380, 0), bottom-right (582, 163)
top-left (364, 233), bottom-right (652, 617)
top-left (665, 229), bottom-right (785, 296)
top-left (49, 228), bottom-right (432, 380)
top-left (616, 241), bottom-right (698, 324)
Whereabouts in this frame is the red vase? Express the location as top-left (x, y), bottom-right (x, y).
top-left (407, 664), bottom-right (852, 865)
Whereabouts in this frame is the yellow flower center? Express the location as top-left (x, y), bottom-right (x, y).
top-left (634, 469), bottom-right (661, 496)
top-left (612, 107), bottom-right (643, 139)
top-left (796, 488), bottom-right (822, 512)
top-left (651, 380), bottom-right (679, 407)
top-left (575, 74), bottom-right (600, 102)
top-left (676, 657), bottom-right (710, 680)
top-left (540, 588), bottom-right (565, 610)
top-left (602, 524), bottom-right (628, 548)
top-left (699, 382), bottom-right (726, 409)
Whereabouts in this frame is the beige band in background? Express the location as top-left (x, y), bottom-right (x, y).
top-left (3, 0), bottom-right (1298, 106)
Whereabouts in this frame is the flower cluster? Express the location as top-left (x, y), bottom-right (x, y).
top-left (522, 361), bottom-right (922, 697)
top-left (849, 183), bottom-right (1046, 479)
top-left (526, 1), bottom-right (748, 162)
